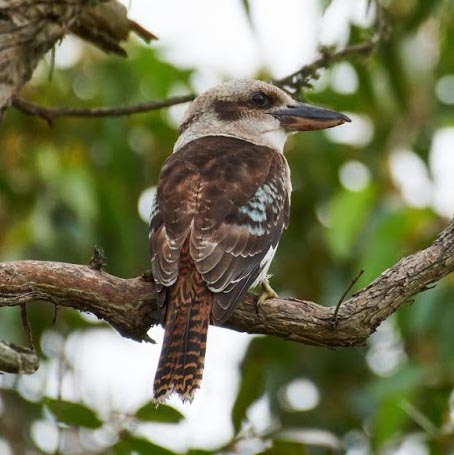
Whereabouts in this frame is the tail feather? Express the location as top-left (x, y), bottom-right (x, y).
top-left (153, 242), bottom-right (212, 403)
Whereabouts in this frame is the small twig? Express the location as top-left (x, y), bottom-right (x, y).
top-left (400, 401), bottom-right (438, 437)
top-left (128, 19), bottom-right (158, 42)
top-left (275, 42), bottom-right (377, 94)
top-left (89, 246), bottom-right (107, 271)
top-left (20, 304), bottom-right (34, 350)
top-left (52, 305), bottom-right (59, 326)
top-left (332, 270), bottom-right (364, 327)
top-left (11, 95), bottom-right (195, 124)
top-left (373, 0), bottom-right (389, 40)
top-left (274, 0), bottom-right (387, 94)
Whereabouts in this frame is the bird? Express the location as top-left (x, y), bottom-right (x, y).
top-left (149, 79), bottom-right (350, 403)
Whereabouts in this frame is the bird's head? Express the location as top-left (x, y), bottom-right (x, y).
top-left (174, 79), bottom-right (350, 152)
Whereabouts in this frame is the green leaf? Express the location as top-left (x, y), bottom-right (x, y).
top-left (358, 208), bottom-right (432, 286)
top-left (43, 398), bottom-right (103, 429)
top-left (112, 436), bottom-right (176, 455)
top-left (326, 186), bottom-right (375, 259)
top-left (368, 364), bottom-right (426, 449)
top-left (371, 394), bottom-right (410, 451)
top-left (135, 402), bottom-right (184, 423)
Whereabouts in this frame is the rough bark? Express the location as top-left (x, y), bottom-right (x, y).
top-left (1, 218), bottom-right (453, 373)
top-left (0, 0), bottom-right (154, 112)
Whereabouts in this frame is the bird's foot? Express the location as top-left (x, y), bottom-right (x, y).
top-left (257, 280), bottom-right (279, 306)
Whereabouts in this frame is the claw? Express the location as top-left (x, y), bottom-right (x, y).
top-left (257, 280), bottom-right (279, 306)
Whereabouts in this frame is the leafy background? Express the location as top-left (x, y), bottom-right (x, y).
top-left (1, 0), bottom-right (454, 454)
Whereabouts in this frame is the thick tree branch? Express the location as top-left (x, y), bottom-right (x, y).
top-left (1, 218), bottom-right (453, 373)
top-left (0, 0), bottom-right (154, 113)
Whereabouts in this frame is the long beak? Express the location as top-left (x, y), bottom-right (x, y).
top-left (271, 102), bottom-right (351, 131)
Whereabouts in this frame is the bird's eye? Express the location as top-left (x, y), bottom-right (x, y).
top-left (250, 92), bottom-right (271, 108)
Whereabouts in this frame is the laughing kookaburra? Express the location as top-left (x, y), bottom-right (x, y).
top-left (149, 79), bottom-right (350, 402)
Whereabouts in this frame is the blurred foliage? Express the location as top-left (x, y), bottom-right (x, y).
top-left (44, 398), bottom-right (103, 429)
top-left (1, 0), bottom-right (454, 454)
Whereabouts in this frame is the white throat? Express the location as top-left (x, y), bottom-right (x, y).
top-left (174, 116), bottom-right (288, 153)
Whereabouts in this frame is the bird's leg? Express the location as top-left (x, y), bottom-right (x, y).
top-left (257, 279), bottom-right (279, 306)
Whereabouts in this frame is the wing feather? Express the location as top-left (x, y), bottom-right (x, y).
top-left (191, 150), bottom-right (290, 324)
top-left (149, 136), bottom-right (291, 325)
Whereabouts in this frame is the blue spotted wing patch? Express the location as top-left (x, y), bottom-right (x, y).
top-left (191, 152), bottom-right (291, 324)
top-left (236, 180), bottom-right (287, 236)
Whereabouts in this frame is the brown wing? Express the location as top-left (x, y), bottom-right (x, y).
top-left (150, 136), bottom-right (290, 324)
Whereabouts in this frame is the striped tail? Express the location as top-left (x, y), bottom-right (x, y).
top-left (153, 242), bottom-right (212, 403)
